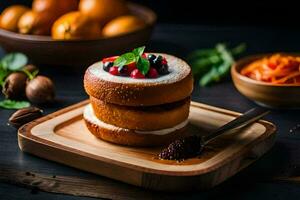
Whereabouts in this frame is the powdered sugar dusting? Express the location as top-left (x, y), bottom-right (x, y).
top-left (84, 104), bottom-right (188, 135)
top-left (88, 53), bottom-right (191, 85)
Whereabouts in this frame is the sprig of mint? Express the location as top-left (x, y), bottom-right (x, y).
top-left (132, 46), bottom-right (145, 58)
top-left (188, 43), bottom-right (246, 86)
top-left (0, 99), bottom-right (30, 109)
top-left (1, 53), bottom-right (28, 71)
top-left (137, 57), bottom-right (150, 75)
top-left (113, 46), bottom-right (150, 75)
top-left (114, 52), bottom-right (136, 67)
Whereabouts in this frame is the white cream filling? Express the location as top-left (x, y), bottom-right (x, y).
top-left (88, 53), bottom-right (191, 85)
top-left (83, 104), bottom-right (188, 135)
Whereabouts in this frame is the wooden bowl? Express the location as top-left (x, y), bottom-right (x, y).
top-left (0, 3), bottom-right (156, 68)
top-left (231, 54), bottom-right (300, 108)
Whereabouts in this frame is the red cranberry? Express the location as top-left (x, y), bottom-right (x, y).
top-left (147, 68), bottom-right (158, 78)
top-left (109, 66), bottom-right (119, 76)
top-left (130, 69), bottom-right (145, 79)
top-left (162, 57), bottom-right (168, 65)
top-left (127, 62), bottom-right (137, 74)
top-left (142, 53), bottom-right (147, 59)
top-left (102, 56), bottom-right (118, 63)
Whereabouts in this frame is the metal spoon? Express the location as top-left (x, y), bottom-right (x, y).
top-left (158, 107), bottom-right (270, 160)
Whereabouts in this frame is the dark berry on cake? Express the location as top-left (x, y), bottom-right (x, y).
top-left (103, 62), bottom-right (113, 72)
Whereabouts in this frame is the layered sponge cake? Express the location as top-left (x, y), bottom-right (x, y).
top-left (84, 48), bottom-right (193, 146)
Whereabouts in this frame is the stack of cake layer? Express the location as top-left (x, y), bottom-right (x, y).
top-left (83, 54), bottom-right (193, 146)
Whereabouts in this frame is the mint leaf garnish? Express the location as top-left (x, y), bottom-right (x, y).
top-left (0, 67), bottom-right (9, 87)
top-left (137, 57), bottom-right (150, 75)
top-left (132, 46), bottom-right (145, 57)
top-left (1, 53), bottom-right (28, 71)
top-left (112, 46), bottom-right (148, 75)
top-left (0, 100), bottom-right (30, 110)
top-left (113, 46), bottom-right (146, 68)
top-left (114, 52), bottom-right (136, 67)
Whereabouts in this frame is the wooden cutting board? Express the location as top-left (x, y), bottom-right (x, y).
top-left (18, 100), bottom-right (276, 191)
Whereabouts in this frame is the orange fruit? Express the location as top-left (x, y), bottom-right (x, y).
top-left (51, 11), bottom-right (102, 40)
top-left (103, 15), bottom-right (145, 37)
top-left (0, 5), bottom-right (29, 32)
top-left (79, 0), bottom-right (128, 25)
top-left (18, 10), bottom-right (57, 35)
top-left (32, 0), bottom-right (78, 17)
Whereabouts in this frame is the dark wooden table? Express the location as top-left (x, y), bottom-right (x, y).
top-left (1, 25), bottom-right (300, 199)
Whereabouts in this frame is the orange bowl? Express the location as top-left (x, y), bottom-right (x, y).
top-left (231, 53), bottom-right (300, 108)
top-left (0, 3), bottom-right (156, 68)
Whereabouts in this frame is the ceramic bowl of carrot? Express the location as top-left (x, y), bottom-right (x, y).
top-left (231, 53), bottom-right (300, 108)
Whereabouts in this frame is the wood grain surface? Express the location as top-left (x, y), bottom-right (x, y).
top-left (0, 168), bottom-right (167, 200)
top-left (18, 100), bottom-right (276, 191)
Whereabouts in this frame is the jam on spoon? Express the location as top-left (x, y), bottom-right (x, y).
top-left (159, 107), bottom-right (270, 161)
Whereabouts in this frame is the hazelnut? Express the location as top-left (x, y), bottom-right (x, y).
top-left (2, 72), bottom-right (27, 100)
top-left (8, 107), bottom-right (43, 128)
top-left (26, 75), bottom-right (55, 104)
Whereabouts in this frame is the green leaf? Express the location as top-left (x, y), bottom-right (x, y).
top-left (187, 49), bottom-right (218, 61)
top-left (132, 46), bottom-right (145, 57)
top-left (187, 42), bottom-right (247, 87)
top-left (114, 52), bottom-right (136, 67)
top-left (199, 66), bottom-right (221, 86)
top-left (1, 53), bottom-right (28, 71)
top-left (216, 44), bottom-right (234, 63)
top-left (190, 55), bottom-right (222, 77)
top-left (0, 67), bottom-right (9, 87)
top-left (137, 57), bottom-right (150, 75)
top-left (231, 43), bottom-right (247, 56)
top-left (0, 100), bottom-right (30, 110)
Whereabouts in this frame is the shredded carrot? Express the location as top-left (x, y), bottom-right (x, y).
top-left (241, 54), bottom-right (300, 85)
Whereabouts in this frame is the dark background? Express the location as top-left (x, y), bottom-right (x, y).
top-left (0, 0), bottom-right (298, 26)
top-left (2, 1), bottom-right (300, 200)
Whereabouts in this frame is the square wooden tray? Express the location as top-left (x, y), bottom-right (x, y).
top-left (18, 100), bottom-right (276, 191)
